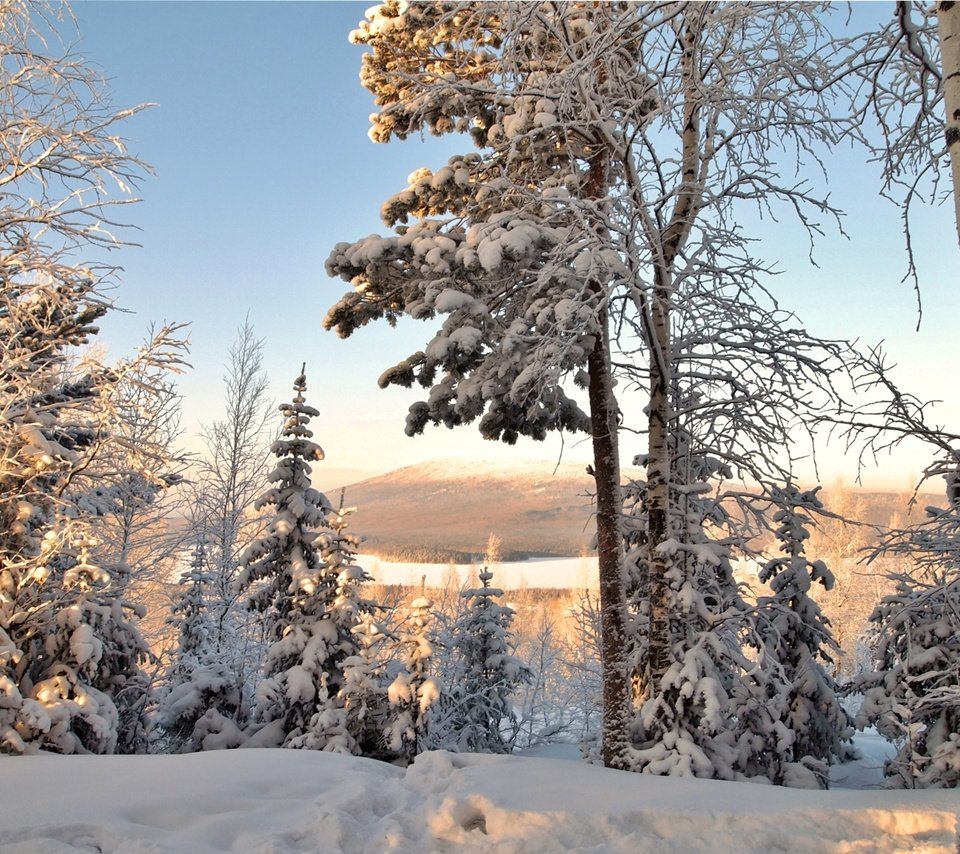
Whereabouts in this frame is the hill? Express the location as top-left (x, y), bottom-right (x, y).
top-left (327, 458), bottom-right (598, 560)
top-left (321, 458), bottom-right (944, 561)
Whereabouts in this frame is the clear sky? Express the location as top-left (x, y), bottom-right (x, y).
top-left (65, 1), bottom-right (957, 492)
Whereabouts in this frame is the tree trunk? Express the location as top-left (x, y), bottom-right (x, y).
top-left (588, 300), bottom-right (629, 770)
top-left (645, 6), bottom-right (703, 694)
top-left (938, 1), bottom-right (960, 248)
top-left (645, 269), bottom-right (673, 689)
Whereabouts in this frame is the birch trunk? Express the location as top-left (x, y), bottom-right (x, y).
top-left (646, 5), bottom-right (705, 692)
top-left (645, 269), bottom-right (673, 688)
top-left (938, 1), bottom-right (960, 248)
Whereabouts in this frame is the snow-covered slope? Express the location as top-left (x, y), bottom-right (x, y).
top-left (1, 749), bottom-right (957, 853)
top-left (325, 457), bottom-right (599, 559)
top-left (324, 458), bottom-right (938, 562)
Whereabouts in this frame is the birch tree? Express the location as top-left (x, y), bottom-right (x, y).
top-left (0, 1), bottom-right (190, 754)
top-left (192, 320), bottom-right (273, 686)
top-left (938, 2), bottom-right (960, 243)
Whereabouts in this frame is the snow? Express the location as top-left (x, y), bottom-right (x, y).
top-left (362, 554), bottom-right (598, 589)
top-left (1, 746), bottom-right (958, 853)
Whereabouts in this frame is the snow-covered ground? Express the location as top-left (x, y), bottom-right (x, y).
top-left (361, 553), bottom-right (761, 592)
top-left (362, 554), bottom-right (599, 589)
top-left (1, 743), bottom-right (957, 853)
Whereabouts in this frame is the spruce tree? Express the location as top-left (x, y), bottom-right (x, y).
top-left (291, 493), bottom-right (378, 753)
top-left (385, 590), bottom-right (439, 762)
top-left (856, 496), bottom-right (960, 789)
top-left (754, 486), bottom-right (853, 788)
top-left (236, 368), bottom-right (377, 754)
top-left (626, 441), bottom-right (765, 781)
top-left (235, 367), bottom-right (336, 746)
top-left (432, 568), bottom-right (529, 753)
top-left (159, 541), bottom-right (242, 752)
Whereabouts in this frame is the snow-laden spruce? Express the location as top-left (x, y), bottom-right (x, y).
top-left (234, 368), bottom-right (376, 754)
top-left (385, 592), bottom-right (440, 762)
top-left (159, 541), bottom-right (243, 753)
top-left (754, 486), bottom-right (854, 787)
top-left (430, 568), bottom-right (530, 753)
top-left (623, 443), bottom-right (773, 783)
top-left (855, 475), bottom-right (960, 789)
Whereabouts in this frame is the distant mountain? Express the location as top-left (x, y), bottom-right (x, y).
top-left (321, 458), bottom-right (945, 561)
top-left (327, 458), bottom-right (599, 560)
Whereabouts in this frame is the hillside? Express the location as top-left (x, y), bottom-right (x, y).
top-left (327, 458), bottom-right (599, 560)
top-left (322, 458), bottom-right (941, 561)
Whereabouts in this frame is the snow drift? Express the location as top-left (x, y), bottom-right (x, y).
top-left (0, 749), bottom-right (957, 853)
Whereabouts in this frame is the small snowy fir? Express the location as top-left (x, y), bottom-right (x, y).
top-left (430, 568), bottom-right (530, 753)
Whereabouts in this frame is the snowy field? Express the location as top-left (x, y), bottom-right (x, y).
top-left (362, 554), bottom-right (599, 589)
top-left (1, 740), bottom-right (958, 853)
top-left (361, 553), bottom-right (761, 592)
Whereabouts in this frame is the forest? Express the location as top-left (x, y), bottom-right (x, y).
top-left (1, 0), bottom-right (959, 797)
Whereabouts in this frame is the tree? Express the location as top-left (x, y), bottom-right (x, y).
top-left (829, 346), bottom-right (960, 787)
top-left (755, 486), bottom-right (853, 787)
top-left (829, 2), bottom-right (960, 255)
top-left (940, 1), bottom-right (960, 244)
top-left (431, 568), bottom-right (529, 753)
top-left (158, 541), bottom-right (242, 753)
top-left (325, 0), bottom-right (640, 766)
top-left (856, 564), bottom-right (960, 788)
top-left (235, 367), bottom-right (337, 747)
top-left (0, 2), bottom-right (189, 754)
top-left (193, 319), bottom-right (273, 662)
top-left (292, 491), bottom-right (380, 753)
top-left (623, 442), bottom-right (779, 783)
top-left (385, 589), bottom-right (439, 762)
top-left (325, 2), bottom-right (866, 770)
top-left (90, 332), bottom-right (190, 661)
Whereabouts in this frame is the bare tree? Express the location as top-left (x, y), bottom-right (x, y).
top-left (192, 319), bottom-right (273, 655)
top-left (827, 2), bottom-right (960, 258)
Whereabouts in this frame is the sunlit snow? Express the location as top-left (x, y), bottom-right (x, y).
top-left (1, 741), bottom-right (958, 852)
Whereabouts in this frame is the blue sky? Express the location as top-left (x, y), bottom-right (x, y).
top-left (67, 1), bottom-right (957, 491)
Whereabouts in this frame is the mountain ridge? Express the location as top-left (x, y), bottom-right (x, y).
top-left (317, 458), bottom-right (938, 560)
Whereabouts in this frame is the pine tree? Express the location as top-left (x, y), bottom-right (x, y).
top-left (326, 1), bottom-right (644, 766)
top-left (754, 486), bottom-right (853, 788)
top-left (431, 568), bottom-right (529, 753)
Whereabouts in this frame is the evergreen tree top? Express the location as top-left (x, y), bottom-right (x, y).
top-left (272, 365), bottom-right (323, 462)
